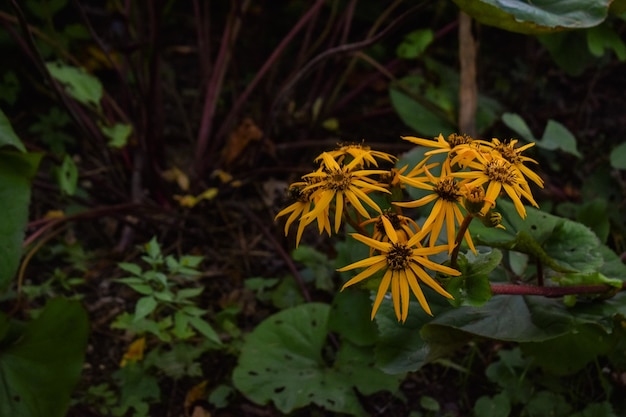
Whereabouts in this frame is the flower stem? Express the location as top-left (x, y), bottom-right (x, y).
top-left (451, 213), bottom-right (474, 268)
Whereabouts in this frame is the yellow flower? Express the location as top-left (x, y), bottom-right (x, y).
top-left (275, 181), bottom-right (319, 247)
top-left (361, 210), bottom-right (420, 247)
top-left (402, 133), bottom-right (479, 165)
top-left (454, 151), bottom-right (538, 218)
top-left (338, 231), bottom-right (460, 321)
top-left (318, 143), bottom-right (397, 167)
top-left (395, 163), bottom-right (476, 254)
top-left (481, 138), bottom-right (544, 194)
top-left (302, 152), bottom-right (390, 232)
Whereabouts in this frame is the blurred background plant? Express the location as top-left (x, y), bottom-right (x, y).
top-left (0, 0), bottom-right (626, 416)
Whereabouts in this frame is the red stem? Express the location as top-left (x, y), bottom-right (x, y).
top-left (212, 0), bottom-right (327, 152)
top-left (194, 0), bottom-right (247, 175)
top-left (490, 283), bottom-right (624, 296)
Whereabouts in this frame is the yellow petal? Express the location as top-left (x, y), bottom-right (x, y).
top-left (337, 255), bottom-right (386, 272)
top-left (371, 269), bottom-right (393, 320)
top-left (380, 215), bottom-right (398, 244)
top-left (341, 261), bottom-right (386, 288)
top-left (391, 271), bottom-right (401, 321)
top-left (405, 269), bottom-right (432, 316)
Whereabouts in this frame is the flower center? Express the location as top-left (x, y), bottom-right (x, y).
top-left (376, 211), bottom-right (402, 234)
top-left (386, 243), bottom-right (412, 270)
top-left (465, 185), bottom-right (485, 204)
top-left (485, 159), bottom-right (517, 185)
top-left (326, 169), bottom-right (351, 191)
top-left (435, 176), bottom-right (462, 202)
top-left (494, 143), bottom-right (521, 165)
top-left (447, 133), bottom-right (473, 147)
top-left (289, 186), bottom-right (310, 202)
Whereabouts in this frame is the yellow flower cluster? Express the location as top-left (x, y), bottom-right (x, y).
top-left (275, 135), bottom-right (543, 322)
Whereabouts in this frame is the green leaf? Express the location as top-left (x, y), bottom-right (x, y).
top-left (446, 250), bottom-right (500, 307)
top-left (0, 298), bottom-right (89, 417)
top-left (271, 276), bottom-right (305, 309)
top-left (179, 255), bottom-right (204, 268)
top-left (373, 296), bottom-right (452, 374)
top-left (100, 123), bottom-right (132, 148)
top-left (485, 348), bottom-right (533, 403)
top-left (0, 150), bottom-right (43, 292)
top-left (180, 305), bottom-right (207, 317)
top-left (470, 200), bottom-right (603, 274)
top-left (586, 24), bottom-right (626, 60)
top-left (176, 287), bottom-right (204, 300)
top-left (118, 262), bottom-right (143, 276)
top-left (112, 364), bottom-right (160, 413)
top-left (453, 0), bottom-right (612, 34)
top-left (577, 199), bottom-right (610, 243)
top-left (124, 283), bottom-right (153, 296)
top-left (521, 324), bottom-right (612, 375)
top-left (208, 384), bottom-right (235, 409)
top-left (502, 112), bottom-right (536, 142)
top-left (233, 303), bottom-right (402, 416)
top-left (540, 120), bottom-right (581, 157)
top-left (145, 342), bottom-right (206, 379)
top-left (134, 296), bottom-right (157, 321)
top-left (474, 393), bottom-right (511, 417)
top-left (538, 31), bottom-right (597, 76)
top-left (597, 245), bottom-right (626, 282)
top-left (526, 391), bottom-right (572, 416)
top-left (187, 316), bottom-right (222, 345)
top-left (55, 154), bottom-right (78, 195)
top-left (424, 295), bottom-right (578, 342)
top-left (143, 237), bottom-right (162, 262)
top-left (46, 61), bottom-right (103, 108)
top-left (0, 72), bottom-right (20, 105)
top-left (571, 402), bottom-right (618, 417)
top-left (389, 75), bottom-right (456, 138)
top-left (0, 109), bottom-right (25, 152)
top-left (389, 60), bottom-right (501, 137)
top-left (153, 290), bottom-right (175, 302)
top-left (172, 311), bottom-right (193, 340)
top-left (396, 29), bottom-right (434, 59)
top-left (503, 113), bottom-right (581, 157)
top-left (419, 396), bottom-right (440, 411)
top-left (292, 245), bottom-right (334, 291)
top-left (327, 290), bottom-right (378, 346)
top-left (609, 142), bottom-right (626, 169)
top-left (553, 271), bottom-right (622, 288)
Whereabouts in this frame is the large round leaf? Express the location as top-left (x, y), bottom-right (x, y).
top-left (453, 0), bottom-right (612, 34)
top-left (470, 199), bottom-right (603, 274)
top-left (233, 303), bottom-right (402, 416)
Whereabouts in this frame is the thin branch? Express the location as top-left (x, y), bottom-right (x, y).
top-left (194, 0), bottom-right (250, 176)
top-left (212, 0), bottom-right (328, 154)
top-left (270, 3), bottom-right (427, 125)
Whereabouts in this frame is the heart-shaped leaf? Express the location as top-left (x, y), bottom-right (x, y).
top-left (233, 303), bottom-right (402, 415)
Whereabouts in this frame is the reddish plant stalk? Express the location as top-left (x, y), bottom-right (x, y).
top-left (194, 0), bottom-right (249, 175)
top-left (212, 0), bottom-right (327, 156)
top-left (490, 283), bottom-right (624, 296)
